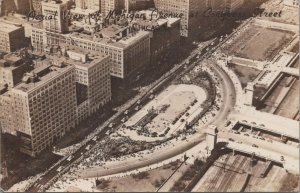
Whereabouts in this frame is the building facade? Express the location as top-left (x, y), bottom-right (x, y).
top-left (31, 25), bottom-right (151, 80)
top-left (0, 50), bottom-right (112, 156)
top-left (153, 0), bottom-right (206, 37)
top-left (75, 0), bottom-right (101, 10)
top-left (42, 0), bottom-right (70, 34)
top-left (0, 52), bottom-right (32, 88)
top-left (0, 58), bottom-right (77, 156)
top-left (64, 49), bottom-right (111, 122)
top-left (0, 21), bottom-right (26, 52)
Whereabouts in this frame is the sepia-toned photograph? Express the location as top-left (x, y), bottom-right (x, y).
top-left (0, 0), bottom-right (299, 192)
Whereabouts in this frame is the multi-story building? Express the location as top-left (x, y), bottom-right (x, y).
top-left (0, 57), bottom-right (77, 156)
top-left (153, 0), bottom-right (206, 37)
top-left (0, 52), bottom-right (32, 88)
top-left (0, 0), bottom-right (31, 15)
top-left (0, 49), bottom-right (112, 156)
top-left (0, 21), bottom-right (26, 52)
top-left (125, 0), bottom-right (154, 12)
top-left (130, 10), bottom-right (180, 65)
top-left (62, 48), bottom-right (111, 122)
top-left (75, 0), bottom-right (100, 10)
top-left (31, 24), bottom-right (151, 80)
top-left (206, 0), bottom-right (244, 12)
top-left (0, 0), bottom-right (4, 16)
top-left (101, 0), bottom-right (125, 16)
top-left (225, 0), bottom-right (244, 12)
top-left (30, 0), bottom-right (43, 14)
top-left (42, 0), bottom-right (70, 34)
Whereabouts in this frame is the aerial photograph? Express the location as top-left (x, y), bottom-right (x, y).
top-left (0, 0), bottom-right (299, 192)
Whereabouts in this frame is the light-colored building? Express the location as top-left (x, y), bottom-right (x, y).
top-left (225, 0), bottom-right (244, 12)
top-left (153, 0), bottom-right (206, 37)
top-left (130, 10), bottom-right (180, 65)
top-left (0, 21), bottom-right (26, 52)
top-left (31, 0), bottom-right (43, 14)
top-left (42, 0), bottom-right (70, 34)
top-left (0, 50), bottom-right (112, 156)
top-left (75, 0), bottom-right (100, 10)
top-left (206, 0), bottom-right (244, 12)
top-left (0, 58), bottom-right (77, 156)
top-left (101, 0), bottom-right (125, 16)
top-left (31, 24), bottom-right (151, 80)
top-left (64, 48), bottom-right (111, 122)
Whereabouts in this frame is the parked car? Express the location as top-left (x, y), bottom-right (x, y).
top-left (252, 144), bottom-right (258, 148)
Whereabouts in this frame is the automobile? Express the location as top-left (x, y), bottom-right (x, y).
top-left (109, 123), bottom-right (114, 128)
top-left (92, 136), bottom-right (98, 141)
top-left (85, 145), bottom-right (91, 151)
top-left (280, 156), bottom-right (284, 161)
top-left (56, 166), bottom-right (64, 172)
top-left (124, 110), bottom-right (129, 115)
top-left (244, 133), bottom-right (249, 136)
top-left (135, 106), bottom-right (140, 111)
top-left (121, 118), bottom-right (126, 123)
top-left (67, 155), bottom-right (74, 161)
top-left (252, 144), bottom-right (258, 148)
top-left (229, 138), bottom-right (234, 142)
top-left (225, 121), bottom-right (231, 127)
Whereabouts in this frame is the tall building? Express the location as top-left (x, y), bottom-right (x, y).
top-left (75, 0), bottom-right (100, 10)
top-left (63, 48), bottom-right (112, 123)
top-left (31, 24), bottom-right (151, 80)
top-left (31, 0), bottom-right (42, 14)
top-left (0, 52), bottom-right (32, 88)
top-left (153, 0), bottom-right (206, 37)
top-left (0, 56), bottom-right (77, 156)
top-left (0, 0), bottom-right (31, 15)
top-left (0, 21), bottom-right (26, 52)
top-left (42, 0), bottom-right (70, 34)
top-left (101, 0), bottom-right (125, 16)
top-left (130, 10), bottom-right (180, 65)
top-left (125, 0), bottom-right (154, 12)
top-left (0, 0), bottom-right (4, 16)
top-left (225, 0), bottom-right (244, 12)
top-left (0, 49), bottom-right (112, 156)
top-left (206, 0), bottom-right (245, 12)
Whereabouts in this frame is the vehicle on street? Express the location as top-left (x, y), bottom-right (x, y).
top-left (67, 155), bottom-right (74, 161)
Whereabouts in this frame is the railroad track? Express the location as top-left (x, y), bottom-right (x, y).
top-left (216, 155), bottom-right (248, 192)
top-left (206, 153), bottom-right (231, 191)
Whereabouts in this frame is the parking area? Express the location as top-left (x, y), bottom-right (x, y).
top-left (120, 84), bottom-right (207, 139)
top-left (222, 24), bottom-right (294, 61)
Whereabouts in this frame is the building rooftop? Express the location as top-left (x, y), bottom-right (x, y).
top-left (13, 58), bottom-right (74, 93)
top-left (68, 24), bottom-right (150, 48)
top-left (0, 21), bottom-right (23, 33)
top-left (49, 47), bottom-right (109, 69)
